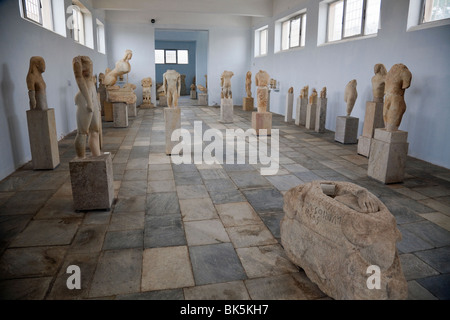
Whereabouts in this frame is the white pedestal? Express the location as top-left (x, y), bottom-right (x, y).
top-left (252, 112), bottom-right (272, 136)
top-left (164, 107), bottom-right (181, 155)
top-left (295, 97), bottom-right (308, 126)
top-left (335, 116), bottom-right (359, 144)
top-left (220, 98), bottom-right (234, 123)
top-left (198, 93), bottom-right (208, 106)
top-left (315, 98), bottom-right (327, 133)
top-left (284, 93), bottom-right (294, 122)
top-left (26, 108), bottom-right (60, 170)
top-left (368, 129), bottom-right (408, 184)
top-left (243, 97), bottom-right (254, 111)
top-left (357, 136), bottom-right (373, 157)
top-left (69, 153), bottom-right (114, 211)
top-left (190, 90), bottom-right (197, 99)
top-left (305, 103), bottom-right (317, 130)
top-left (113, 102), bottom-right (128, 128)
top-left (128, 102), bottom-right (137, 117)
top-left (159, 96), bottom-right (167, 107)
top-left (358, 101), bottom-right (384, 157)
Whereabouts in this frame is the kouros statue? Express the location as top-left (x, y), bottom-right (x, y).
top-left (300, 85), bottom-right (309, 99)
top-left (372, 63), bottom-right (387, 103)
top-left (383, 63), bottom-right (412, 132)
top-left (220, 70), bottom-right (234, 99)
top-left (141, 77), bottom-right (152, 104)
top-left (163, 69), bottom-right (181, 108)
top-left (245, 71), bottom-right (252, 98)
top-left (288, 87), bottom-right (294, 94)
top-left (344, 79), bottom-right (358, 116)
top-left (309, 88), bottom-right (318, 104)
top-left (73, 56), bottom-right (102, 158)
top-left (320, 87), bottom-right (327, 99)
top-left (104, 49), bottom-right (133, 87)
top-left (26, 56), bottom-right (48, 111)
top-left (281, 181), bottom-right (407, 300)
top-left (255, 70), bottom-right (270, 113)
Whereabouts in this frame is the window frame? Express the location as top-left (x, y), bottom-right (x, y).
top-left (72, 4), bottom-right (85, 45)
top-left (420, 0), bottom-right (450, 24)
top-left (281, 13), bottom-right (307, 51)
top-left (155, 49), bottom-right (189, 64)
top-left (96, 19), bottom-right (106, 54)
top-left (22, 0), bottom-right (43, 25)
top-left (326, 0), bottom-right (381, 43)
top-left (254, 26), bottom-right (268, 57)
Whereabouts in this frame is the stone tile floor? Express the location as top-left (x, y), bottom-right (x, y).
top-left (0, 97), bottom-right (449, 300)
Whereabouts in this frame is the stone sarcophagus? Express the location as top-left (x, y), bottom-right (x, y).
top-left (280, 181), bottom-right (407, 300)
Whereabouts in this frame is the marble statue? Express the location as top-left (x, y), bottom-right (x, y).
top-left (198, 84), bottom-right (207, 93)
top-left (220, 70), bottom-right (234, 99)
top-left (180, 74), bottom-right (187, 96)
top-left (383, 64), bottom-right (412, 132)
top-left (190, 84), bottom-right (196, 91)
top-left (320, 87), bottom-right (327, 99)
top-left (141, 77), bottom-right (152, 104)
top-left (372, 63), bottom-right (387, 103)
top-left (245, 71), bottom-right (252, 98)
top-left (255, 70), bottom-right (270, 87)
top-left (72, 56), bottom-right (102, 158)
top-left (288, 87), bottom-right (293, 94)
top-left (255, 70), bottom-right (270, 113)
top-left (26, 56), bottom-right (48, 111)
top-left (300, 85), bottom-right (309, 99)
top-left (344, 79), bottom-right (358, 116)
top-left (163, 69), bottom-right (181, 108)
top-left (104, 49), bottom-right (133, 87)
top-left (309, 88), bottom-right (318, 104)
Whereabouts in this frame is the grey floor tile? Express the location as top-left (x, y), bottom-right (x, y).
top-left (116, 289), bottom-right (184, 300)
top-left (189, 243), bottom-right (247, 286)
top-left (229, 171), bottom-right (271, 189)
top-left (146, 192), bottom-right (180, 215)
top-left (118, 180), bottom-right (147, 197)
top-left (416, 274), bottom-right (450, 300)
top-left (258, 211), bottom-right (285, 239)
top-left (414, 247), bottom-right (450, 273)
top-left (209, 189), bottom-right (246, 204)
top-left (396, 227), bottom-right (435, 253)
top-left (177, 185), bottom-right (209, 200)
top-left (174, 171), bottom-right (203, 186)
top-left (407, 280), bottom-right (438, 300)
top-left (103, 230), bottom-right (143, 250)
top-left (0, 277), bottom-right (52, 300)
top-left (70, 224), bottom-right (108, 253)
top-left (0, 190), bottom-right (55, 215)
top-left (244, 274), bottom-right (307, 300)
top-left (123, 169), bottom-right (148, 181)
top-left (114, 196), bottom-right (146, 213)
top-left (399, 253), bottom-right (440, 280)
top-left (144, 214), bottom-right (186, 248)
top-left (401, 221), bottom-right (450, 247)
top-left (292, 171), bottom-right (323, 183)
top-left (184, 281), bottom-right (250, 300)
top-left (204, 178), bottom-right (237, 192)
top-left (109, 211), bottom-right (145, 231)
top-left (265, 175), bottom-right (304, 191)
top-left (243, 188), bottom-right (284, 213)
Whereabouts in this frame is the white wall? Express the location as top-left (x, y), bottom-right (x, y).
top-left (251, 0), bottom-right (450, 169)
top-left (0, 0), bottom-right (108, 180)
top-left (105, 10), bottom-right (252, 107)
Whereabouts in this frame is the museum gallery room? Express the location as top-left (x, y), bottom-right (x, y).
top-left (0, 0), bottom-right (449, 303)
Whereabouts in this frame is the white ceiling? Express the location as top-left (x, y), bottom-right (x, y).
top-left (92, 0), bottom-right (274, 18)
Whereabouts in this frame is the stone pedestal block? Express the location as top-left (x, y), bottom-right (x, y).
top-left (242, 97), bottom-right (254, 111)
top-left (335, 116), bottom-right (359, 144)
top-left (113, 102), bottom-right (128, 128)
top-left (140, 102), bottom-right (154, 109)
top-left (368, 129), bottom-right (409, 184)
top-left (26, 109), bottom-right (60, 170)
top-left (252, 112), bottom-right (272, 136)
top-left (104, 101), bottom-right (113, 122)
top-left (128, 102), bottom-right (137, 117)
top-left (198, 93), bottom-right (208, 106)
top-left (295, 98), bottom-right (308, 126)
top-left (362, 101), bottom-right (384, 137)
top-left (284, 93), bottom-right (294, 122)
top-left (159, 96), bottom-right (167, 107)
top-left (357, 136), bottom-right (372, 157)
top-left (69, 153), bottom-right (114, 211)
top-left (164, 107), bottom-right (181, 155)
top-left (190, 90), bottom-right (197, 99)
top-left (220, 98), bottom-right (234, 123)
top-left (305, 103), bottom-right (317, 130)
top-left (315, 98), bottom-right (327, 133)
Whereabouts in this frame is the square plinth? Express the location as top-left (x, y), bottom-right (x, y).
top-left (128, 103), bottom-right (137, 117)
top-left (335, 116), bottom-right (359, 144)
top-left (368, 130), bottom-right (409, 184)
top-left (113, 102), bottom-right (128, 128)
top-left (362, 101), bottom-right (384, 138)
top-left (190, 90), bottom-right (197, 99)
top-left (220, 98), bottom-right (234, 123)
top-left (140, 102), bottom-right (154, 109)
top-left (305, 103), bottom-right (317, 130)
top-left (315, 98), bottom-right (327, 133)
top-left (357, 136), bottom-right (372, 157)
top-left (69, 153), bottom-right (114, 211)
top-left (26, 109), bottom-right (60, 170)
top-left (284, 93), bottom-right (294, 122)
top-left (295, 98), bottom-right (308, 126)
top-left (198, 94), bottom-right (208, 106)
top-left (252, 112), bottom-right (272, 136)
top-left (243, 97), bottom-right (254, 111)
top-left (159, 96), bottom-right (167, 107)
top-left (164, 108), bottom-right (181, 155)
top-left (104, 101), bottom-right (113, 122)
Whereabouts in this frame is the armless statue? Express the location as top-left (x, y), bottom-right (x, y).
top-left (163, 70), bottom-right (181, 108)
top-left (26, 56), bottom-right (48, 111)
top-left (73, 56), bottom-right (101, 158)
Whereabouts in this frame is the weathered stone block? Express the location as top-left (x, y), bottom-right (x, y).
top-left (305, 103), bottom-right (317, 130)
top-left (113, 102), bottom-right (128, 128)
top-left (368, 129), bottom-right (408, 184)
top-left (362, 101), bottom-right (384, 138)
top-left (284, 93), bottom-right (294, 122)
top-left (164, 107), bottom-right (181, 155)
top-left (128, 102), bottom-right (137, 117)
top-left (315, 98), bottom-right (327, 133)
top-left (252, 112), bottom-right (272, 136)
top-left (220, 98), bottom-right (233, 123)
top-left (280, 181), bottom-right (408, 300)
top-left (198, 93), bottom-right (208, 106)
top-left (357, 136), bottom-right (372, 157)
top-left (69, 153), bottom-right (114, 211)
top-left (104, 101), bottom-right (113, 122)
top-left (190, 90), bottom-right (197, 99)
top-left (242, 97), bottom-right (254, 111)
top-left (335, 116), bottom-right (359, 144)
top-left (26, 109), bottom-right (60, 170)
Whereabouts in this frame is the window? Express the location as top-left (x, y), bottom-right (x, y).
top-left (72, 5), bottom-right (84, 44)
top-left (254, 26), bottom-right (268, 57)
top-left (70, 1), bottom-right (94, 48)
top-left (96, 19), bottom-right (105, 54)
top-left (327, 0), bottom-right (381, 42)
top-left (281, 13), bottom-right (307, 51)
top-left (21, 0), bottom-right (54, 31)
top-left (155, 49), bottom-right (189, 64)
top-left (422, 0), bottom-right (450, 23)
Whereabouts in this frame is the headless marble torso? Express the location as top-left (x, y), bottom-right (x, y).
top-left (26, 56), bottom-right (48, 111)
top-left (245, 71), bottom-right (252, 98)
top-left (221, 71), bottom-right (234, 99)
top-left (163, 70), bottom-right (181, 108)
top-left (372, 64), bottom-right (387, 103)
top-left (344, 80), bottom-right (358, 116)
